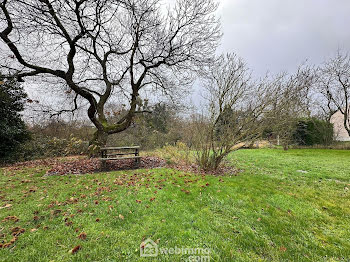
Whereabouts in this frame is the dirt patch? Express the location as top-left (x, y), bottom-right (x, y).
top-left (45, 157), bottom-right (166, 176)
top-left (3, 155), bottom-right (238, 177)
top-left (2, 156), bottom-right (85, 171)
top-left (45, 157), bottom-right (238, 176)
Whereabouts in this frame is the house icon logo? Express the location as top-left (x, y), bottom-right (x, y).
top-left (140, 238), bottom-right (159, 257)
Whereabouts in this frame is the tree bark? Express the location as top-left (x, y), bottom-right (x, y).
top-left (89, 129), bottom-right (108, 157)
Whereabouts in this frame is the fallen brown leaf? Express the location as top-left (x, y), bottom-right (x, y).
top-left (279, 246), bottom-right (287, 252)
top-left (70, 245), bottom-right (81, 254)
top-left (77, 232), bottom-right (87, 240)
top-left (2, 216), bottom-right (19, 222)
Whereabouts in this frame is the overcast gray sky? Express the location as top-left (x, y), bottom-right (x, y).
top-left (22, 0), bottom-right (350, 116)
top-left (216, 0), bottom-right (350, 76)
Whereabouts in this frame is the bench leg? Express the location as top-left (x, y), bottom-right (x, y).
top-left (135, 159), bottom-right (140, 169)
top-left (135, 149), bottom-right (140, 168)
top-left (101, 160), bottom-right (107, 170)
top-left (100, 149), bottom-right (107, 170)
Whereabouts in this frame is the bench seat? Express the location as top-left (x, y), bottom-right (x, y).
top-left (100, 146), bottom-right (141, 168)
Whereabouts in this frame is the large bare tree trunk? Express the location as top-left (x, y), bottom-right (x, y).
top-left (89, 129), bottom-right (109, 156)
top-left (91, 130), bottom-right (108, 146)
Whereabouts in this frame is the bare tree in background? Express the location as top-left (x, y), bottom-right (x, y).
top-left (266, 66), bottom-right (315, 150)
top-left (0, 0), bottom-right (220, 149)
top-left (318, 51), bottom-right (350, 136)
top-left (193, 54), bottom-right (273, 171)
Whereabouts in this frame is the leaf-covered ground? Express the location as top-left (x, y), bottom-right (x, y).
top-left (0, 149), bottom-right (350, 261)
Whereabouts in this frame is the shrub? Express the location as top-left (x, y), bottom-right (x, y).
top-left (12, 134), bottom-right (89, 162)
top-left (0, 77), bottom-right (30, 162)
top-left (154, 142), bottom-right (193, 165)
top-left (293, 118), bottom-right (333, 146)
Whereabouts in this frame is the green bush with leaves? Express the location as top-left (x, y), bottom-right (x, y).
top-left (0, 77), bottom-right (30, 162)
top-left (293, 118), bottom-right (334, 146)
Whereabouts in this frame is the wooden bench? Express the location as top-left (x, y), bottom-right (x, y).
top-left (100, 146), bottom-right (141, 168)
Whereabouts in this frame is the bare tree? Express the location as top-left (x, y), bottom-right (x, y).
top-left (318, 51), bottom-right (350, 136)
top-left (193, 54), bottom-right (272, 171)
top-left (265, 65), bottom-right (315, 150)
top-left (0, 0), bottom-right (221, 149)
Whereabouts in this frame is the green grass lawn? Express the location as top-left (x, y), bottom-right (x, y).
top-left (0, 149), bottom-right (350, 261)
